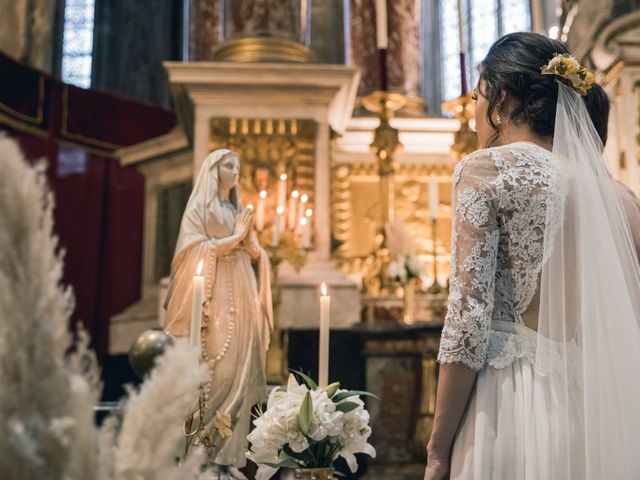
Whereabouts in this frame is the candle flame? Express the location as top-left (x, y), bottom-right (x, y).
top-left (292, 190), bottom-right (299, 199)
top-left (299, 217), bottom-right (308, 226)
top-left (259, 190), bottom-right (267, 199)
top-left (280, 173), bottom-right (288, 181)
top-left (305, 208), bottom-right (313, 217)
top-left (196, 259), bottom-right (204, 276)
top-left (276, 206), bottom-right (285, 215)
top-left (321, 282), bottom-right (328, 296)
top-left (247, 203), bottom-right (254, 210)
top-left (301, 194), bottom-right (309, 203)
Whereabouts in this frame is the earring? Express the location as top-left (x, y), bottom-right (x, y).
top-left (496, 113), bottom-right (502, 125)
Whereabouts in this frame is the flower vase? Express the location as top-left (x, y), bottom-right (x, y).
top-left (280, 467), bottom-right (335, 480)
top-left (402, 279), bottom-right (416, 324)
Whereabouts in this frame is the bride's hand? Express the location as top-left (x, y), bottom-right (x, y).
top-left (234, 208), bottom-right (253, 239)
top-left (424, 459), bottom-right (449, 480)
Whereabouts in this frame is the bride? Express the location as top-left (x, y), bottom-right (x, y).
top-left (425, 32), bottom-right (640, 479)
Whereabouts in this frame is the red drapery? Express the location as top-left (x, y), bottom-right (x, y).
top-left (1, 52), bottom-right (177, 359)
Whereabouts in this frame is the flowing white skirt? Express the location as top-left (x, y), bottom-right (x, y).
top-left (449, 322), bottom-right (584, 480)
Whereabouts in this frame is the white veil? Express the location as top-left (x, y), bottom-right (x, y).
top-left (531, 82), bottom-right (640, 478)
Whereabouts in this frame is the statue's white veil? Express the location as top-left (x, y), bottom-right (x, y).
top-left (530, 82), bottom-right (640, 478)
top-left (174, 148), bottom-right (240, 257)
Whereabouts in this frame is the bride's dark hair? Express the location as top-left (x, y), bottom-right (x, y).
top-left (480, 32), bottom-right (609, 146)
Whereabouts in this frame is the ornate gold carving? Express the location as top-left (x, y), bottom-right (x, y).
top-left (213, 37), bottom-right (312, 63)
top-left (209, 117), bottom-right (316, 215)
top-left (442, 93), bottom-right (478, 161)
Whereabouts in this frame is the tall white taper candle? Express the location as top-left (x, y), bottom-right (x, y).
top-left (277, 173), bottom-right (287, 208)
top-left (429, 177), bottom-right (439, 220)
top-left (375, 0), bottom-right (388, 49)
top-left (256, 190), bottom-right (267, 231)
top-left (319, 282), bottom-right (331, 387)
top-left (191, 259), bottom-right (204, 353)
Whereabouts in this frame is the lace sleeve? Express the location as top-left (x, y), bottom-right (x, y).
top-left (438, 154), bottom-right (499, 370)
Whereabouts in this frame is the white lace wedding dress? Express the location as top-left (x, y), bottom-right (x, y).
top-left (438, 141), bottom-right (572, 479)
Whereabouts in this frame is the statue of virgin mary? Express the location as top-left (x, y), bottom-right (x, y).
top-left (164, 149), bottom-right (272, 478)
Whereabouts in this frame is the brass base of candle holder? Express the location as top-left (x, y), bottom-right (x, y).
top-left (213, 37), bottom-right (313, 63)
top-left (362, 91), bottom-right (408, 116)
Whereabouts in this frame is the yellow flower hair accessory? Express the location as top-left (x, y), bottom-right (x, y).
top-left (541, 53), bottom-right (595, 96)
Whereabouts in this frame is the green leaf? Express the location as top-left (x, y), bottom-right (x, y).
top-left (332, 390), bottom-right (380, 403)
top-left (298, 391), bottom-right (313, 435)
top-left (335, 401), bottom-right (360, 413)
top-left (290, 369), bottom-right (318, 389)
top-left (282, 444), bottom-right (315, 464)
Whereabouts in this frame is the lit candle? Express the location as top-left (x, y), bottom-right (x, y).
top-left (288, 190), bottom-right (299, 229)
top-left (277, 173), bottom-right (287, 208)
top-left (429, 177), bottom-right (439, 220)
top-left (272, 206), bottom-right (284, 247)
top-left (256, 190), bottom-right (267, 231)
top-left (375, 0), bottom-right (388, 49)
top-left (300, 217), bottom-right (311, 249)
top-left (319, 282), bottom-right (331, 387)
top-left (191, 260), bottom-right (204, 352)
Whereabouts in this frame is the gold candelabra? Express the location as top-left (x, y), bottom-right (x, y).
top-left (442, 92), bottom-right (477, 161)
top-left (362, 91), bottom-right (407, 296)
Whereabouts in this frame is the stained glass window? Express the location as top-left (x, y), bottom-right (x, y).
top-left (61, 0), bottom-right (96, 88)
top-left (440, 0), bottom-right (531, 101)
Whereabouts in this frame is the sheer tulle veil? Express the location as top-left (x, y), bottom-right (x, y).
top-left (532, 82), bottom-right (640, 478)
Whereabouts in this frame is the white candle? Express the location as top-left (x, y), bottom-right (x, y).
top-left (429, 177), bottom-right (439, 220)
top-left (319, 282), bottom-right (331, 387)
top-left (288, 190), bottom-right (299, 229)
top-left (256, 190), bottom-right (267, 231)
top-left (300, 217), bottom-right (311, 249)
top-left (457, 0), bottom-right (464, 52)
top-left (191, 259), bottom-right (204, 352)
top-left (375, 0), bottom-right (388, 49)
top-left (277, 173), bottom-right (287, 208)
top-left (272, 206), bottom-right (284, 247)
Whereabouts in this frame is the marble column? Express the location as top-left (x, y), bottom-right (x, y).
top-left (187, 0), bottom-right (221, 61)
top-left (0, 0), bottom-right (57, 72)
top-left (348, 0), bottom-right (424, 112)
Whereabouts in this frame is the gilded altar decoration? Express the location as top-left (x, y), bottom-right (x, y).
top-left (442, 93), bottom-right (478, 161)
top-left (331, 161), bottom-right (453, 298)
top-left (213, 0), bottom-right (312, 63)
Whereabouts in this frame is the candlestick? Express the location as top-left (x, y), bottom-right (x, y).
top-left (272, 206), bottom-right (284, 247)
top-left (319, 282), bottom-right (331, 387)
top-left (375, 0), bottom-right (388, 49)
top-left (191, 259), bottom-right (204, 352)
top-left (429, 177), bottom-right (439, 220)
top-left (277, 173), bottom-right (287, 208)
top-left (256, 190), bottom-right (267, 231)
top-left (427, 220), bottom-right (442, 294)
top-left (457, 0), bottom-right (468, 95)
top-left (288, 190), bottom-right (299, 229)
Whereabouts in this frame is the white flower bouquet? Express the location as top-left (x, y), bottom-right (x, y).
top-left (247, 372), bottom-right (377, 480)
top-left (384, 220), bottom-right (424, 283)
top-left (388, 253), bottom-right (424, 283)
